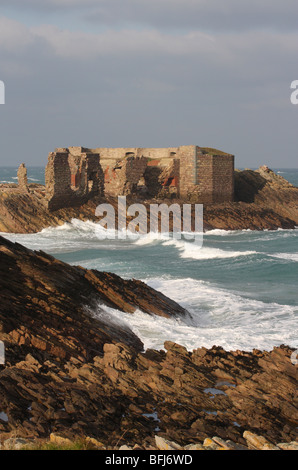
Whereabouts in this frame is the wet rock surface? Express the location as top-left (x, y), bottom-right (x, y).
top-left (0, 237), bottom-right (297, 448)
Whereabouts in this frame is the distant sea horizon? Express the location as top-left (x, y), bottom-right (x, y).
top-left (1, 166), bottom-right (298, 187)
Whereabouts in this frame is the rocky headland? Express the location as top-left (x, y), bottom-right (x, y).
top-left (0, 166), bottom-right (298, 234)
top-left (0, 235), bottom-right (297, 450)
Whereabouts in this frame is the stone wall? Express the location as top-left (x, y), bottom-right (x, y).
top-left (196, 153), bottom-right (214, 203)
top-left (178, 146), bottom-right (198, 196)
top-left (104, 156), bottom-right (148, 196)
top-left (179, 146), bottom-right (234, 203)
top-left (97, 147), bottom-right (177, 172)
top-left (45, 147), bottom-right (104, 211)
top-left (194, 153), bottom-right (235, 203)
top-left (211, 154), bottom-right (235, 203)
top-left (17, 163), bottom-right (29, 193)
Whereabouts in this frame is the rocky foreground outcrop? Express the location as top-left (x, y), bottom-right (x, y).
top-left (0, 236), bottom-right (297, 449)
top-left (0, 166), bottom-right (298, 233)
top-left (0, 235), bottom-right (188, 360)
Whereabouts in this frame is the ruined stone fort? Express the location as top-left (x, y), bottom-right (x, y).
top-left (19, 145), bottom-right (235, 210)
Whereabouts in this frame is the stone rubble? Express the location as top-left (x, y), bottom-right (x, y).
top-left (1, 432), bottom-right (297, 451)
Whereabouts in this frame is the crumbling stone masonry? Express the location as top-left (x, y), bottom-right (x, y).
top-left (44, 145), bottom-right (234, 210)
top-left (104, 156), bottom-right (148, 196)
top-left (101, 145), bottom-right (234, 202)
top-left (17, 163), bottom-right (29, 193)
top-left (45, 147), bottom-right (104, 211)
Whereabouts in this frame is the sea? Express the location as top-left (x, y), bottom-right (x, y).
top-left (1, 167), bottom-right (298, 353)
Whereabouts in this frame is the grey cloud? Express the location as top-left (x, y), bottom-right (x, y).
top-left (0, 0), bottom-right (98, 11)
top-left (0, 13), bottom-right (297, 168)
top-left (2, 0), bottom-right (298, 32)
top-left (3, 18), bottom-right (298, 87)
top-left (83, 0), bottom-right (298, 32)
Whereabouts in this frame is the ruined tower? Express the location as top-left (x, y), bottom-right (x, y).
top-left (179, 146), bottom-right (235, 203)
top-left (17, 163), bottom-right (29, 193)
top-left (45, 147), bottom-right (104, 211)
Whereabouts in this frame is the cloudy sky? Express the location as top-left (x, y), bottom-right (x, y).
top-left (0, 0), bottom-right (298, 168)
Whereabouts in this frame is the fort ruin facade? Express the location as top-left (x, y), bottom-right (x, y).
top-left (43, 145), bottom-right (234, 210)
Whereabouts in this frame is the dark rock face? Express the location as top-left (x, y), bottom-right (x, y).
top-left (0, 236), bottom-right (297, 447)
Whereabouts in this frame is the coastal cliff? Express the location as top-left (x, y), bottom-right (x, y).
top-left (0, 235), bottom-right (297, 448)
top-left (0, 167), bottom-right (298, 233)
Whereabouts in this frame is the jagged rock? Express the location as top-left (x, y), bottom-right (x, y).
top-left (212, 436), bottom-right (240, 450)
top-left (223, 440), bottom-right (249, 451)
top-left (85, 437), bottom-right (106, 449)
top-left (243, 431), bottom-right (275, 450)
top-left (203, 438), bottom-right (221, 450)
top-left (119, 445), bottom-right (133, 451)
top-left (262, 443), bottom-right (280, 450)
top-left (277, 442), bottom-right (298, 451)
top-left (184, 443), bottom-right (205, 450)
top-left (2, 438), bottom-right (30, 450)
top-left (49, 433), bottom-right (73, 447)
top-left (155, 436), bottom-right (182, 451)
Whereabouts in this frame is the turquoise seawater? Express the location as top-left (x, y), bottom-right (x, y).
top-left (1, 167), bottom-right (298, 352)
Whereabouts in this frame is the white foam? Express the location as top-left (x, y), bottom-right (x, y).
top-left (133, 231), bottom-right (257, 259)
top-left (97, 278), bottom-right (298, 352)
top-left (204, 229), bottom-right (246, 236)
top-left (1, 219), bottom-right (126, 253)
top-left (162, 238), bottom-right (256, 260)
top-left (134, 232), bottom-right (171, 245)
top-left (269, 253), bottom-right (298, 262)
